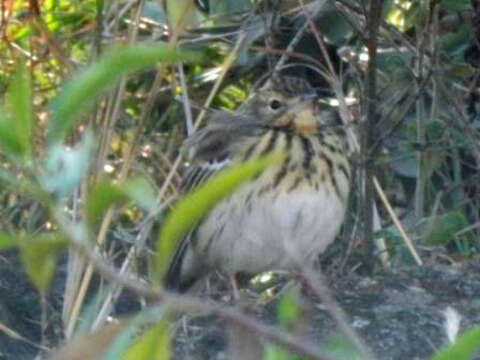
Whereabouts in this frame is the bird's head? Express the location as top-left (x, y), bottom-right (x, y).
top-left (238, 75), bottom-right (325, 135)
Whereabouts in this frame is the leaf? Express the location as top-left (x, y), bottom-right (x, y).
top-left (166, 0), bottom-right (202, 28)
top-left (0, 115), bottom-right (26, 157)
top-left (122, 177), bottom-right (157, 212)
top-left (122, 321), bottom-right (170, 360)
top-left (86, 177), bottom-right (156, 227)
top-left (277, 286), bottom-right (301, 326)
top-left (102, 321), bottom-right (139, 360)
top-left (19, 234), bottom-right (69, 294)
top-left (390, 152), bottom-right (418, 178)
top-left (0, 233), bottom-right (19, 251)
top-left (440, 25), bottom-right (471, 63)
top-left (426, 211), bottom-right (469, 246)
top-left (431, 325), bottom-right (480, 360)
top-left (209, 0), bottom-right (252, 14)
top-left (49, 321), bottom-right (128, 360)
top-left (0, 168), bottom-right (45, 200)
top-left (49, 43), bottom-right (202, 142)
top-left (264, 345), bottom-right (299, 360)
top-left (376, 49), bottom-right (412, 75)
top-left (0, 61), bottom-right (33, 159)
top-left (323, 334), bottom-right (365, 360)
top-left (102, 308), bottom-right (167, 360)
top-left (142, 1), bottom-right (167, 24)
top-left (73, 287), bottom-right (111, 338)
top-left (441, 0), bottom-right (471, 12)
top-left (155, 153), bottom-right (284, 279)
top-left (7, 61), bottom-right (33, 157)
top-left (40, 133), bottom-right (95, 198)
top-left (87, 181), bottom-right (129, 226)
top-left (316, 3), bottom-right (354, 45)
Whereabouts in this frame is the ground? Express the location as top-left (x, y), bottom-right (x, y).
top-left (1, 250), bottom-right (479, 359)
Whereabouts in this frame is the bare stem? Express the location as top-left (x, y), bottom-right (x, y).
top-left (362, 0), bottom-right (382, 262)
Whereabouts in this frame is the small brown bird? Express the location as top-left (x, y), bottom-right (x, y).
top-left (164, 75), bottom-right (351, 292)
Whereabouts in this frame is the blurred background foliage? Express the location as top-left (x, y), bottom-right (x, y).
top-left (0, 0), bottom-right (479, 358)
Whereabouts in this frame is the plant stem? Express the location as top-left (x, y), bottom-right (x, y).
top-left (362, 0), bottom-right (382, 263)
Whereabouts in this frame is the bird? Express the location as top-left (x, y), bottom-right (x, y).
top-left (164, 75), bottom-right (351, 293)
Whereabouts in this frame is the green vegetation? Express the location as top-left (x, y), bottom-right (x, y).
top-left (0, 0), bottom-right (478, 359)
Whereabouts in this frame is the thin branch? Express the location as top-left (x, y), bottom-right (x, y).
top-left (300, 267), bottom-right (375, 359)
top-left (362, 0), bottom-right (382, 262)
top-left (373, 178), bottom-right (423, 266)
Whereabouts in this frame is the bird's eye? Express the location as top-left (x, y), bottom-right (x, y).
top-left (269, 99), bottom-right (282, 111)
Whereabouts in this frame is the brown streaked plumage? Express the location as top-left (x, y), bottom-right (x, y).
top-left (164, 75), bottom-right (351, 292)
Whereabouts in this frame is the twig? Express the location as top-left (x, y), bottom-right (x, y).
top-left (300, 267), bottom-right (375, 360)
top-left (361, 0), bottom-right (382, 263)
top-left (0, 321), bottom-right (49, 352)
top-left (373, 178), bottom-right (423, 266)
top-left (178, 63), bottom-right (194, 136)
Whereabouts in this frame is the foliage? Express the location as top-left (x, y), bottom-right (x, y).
top-left (0, 0), bottom-right (478, 359)
top-left (431, 325), bottom-right (480, 360)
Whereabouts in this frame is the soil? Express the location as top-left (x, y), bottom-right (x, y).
top-left (1, 250), bottom-right (479, 360)
top-left (172, 261), bottom-right (480, 360)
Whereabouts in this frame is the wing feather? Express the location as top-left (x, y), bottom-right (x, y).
top-left (164, 114), bottom-right (264, 291)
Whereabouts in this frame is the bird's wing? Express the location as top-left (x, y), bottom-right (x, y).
top-left (164, 116), bottom-right (264, 291)
top-left (179, 114), bottom-right (263, 193)
top-left (180, 157), bottom-right (231, 193)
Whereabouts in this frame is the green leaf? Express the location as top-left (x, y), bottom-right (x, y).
top-left (8, 61), bottom-right (33, 157)
top-left (376, 50), bottom-right (412, 75)
top-left (49, 43), bottom-right (202, 142)
top-left (101, 308), bottom-right (167, 360)
top-left (323, 335), bottom-right (364, 360)
top-left (440, 25), bottom-right (471, 63)
top-left (155, 153), bottom-right (284, 279)
top-left (19, 234), bottom-right (69, 293)
top-left (87, 181), bottom-right (128, 226)
top-left (122, 177), bottom-right (157, 212)
top-left (50, 322), bottom-right (127, 360)
top-left (87, 177), bottom-right (156, 227)
top-left (166, 0), bottom-right (202, 28)
top-left (264, 345), bottom-right (305, 360)
top-left (390, 152), bottom-right (418, 178)
top-left (102, 322), bottom-right (139, 360)
top-left (0, 168), bottom-right (46, 201)
top-left (316, 3), bottom-right (354, 45)
top-left (0, 61), bottom-right (33, 159)
top-left (431, 325), bottom-right (480, 360)
top-left (277, 286), bottom-right (301, 326)
top-left (426, 211), bottom-right (469, 246)
top-left (441, 0), bottom-right (471, 12)
top-left (0, 115), bottom-right (24, 157)
top-left (122, 321), bottom-right (170, 360)
top-left (0, 233), bottom-right (19, 251)
top-left (74, 287), bottom-right (111, 338)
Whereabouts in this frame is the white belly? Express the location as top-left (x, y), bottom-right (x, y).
top-left (196, 182), bottom-right (346, 274)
